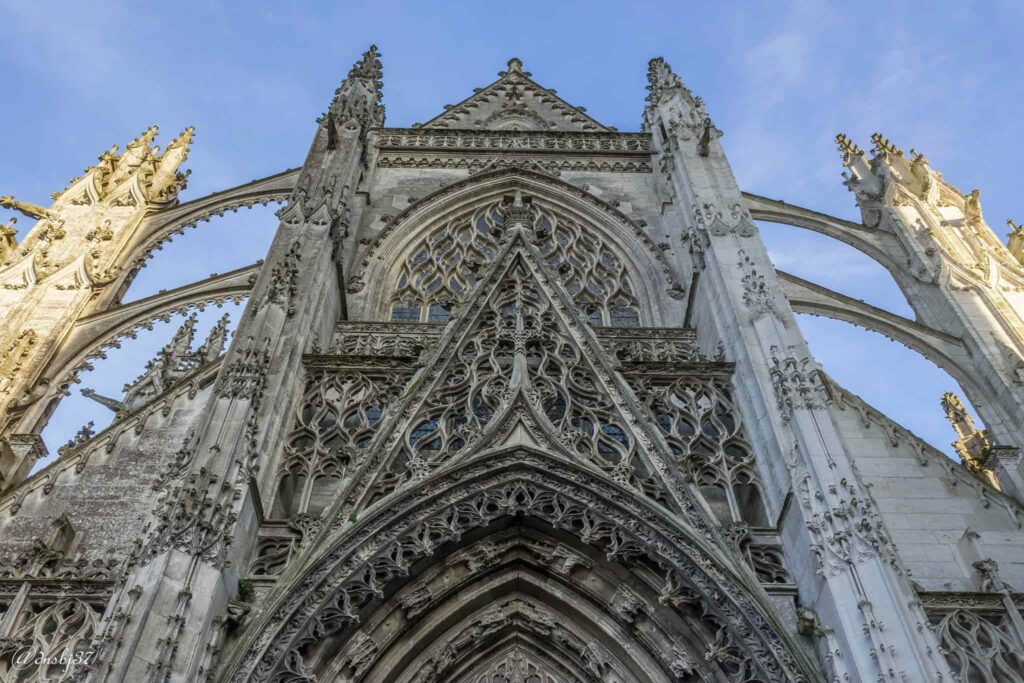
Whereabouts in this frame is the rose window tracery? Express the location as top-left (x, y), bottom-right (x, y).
top-left (389, 198), bottom-right (641, 327)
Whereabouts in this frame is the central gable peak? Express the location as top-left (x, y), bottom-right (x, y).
top-left (416, 57), bottom-right (612, 133)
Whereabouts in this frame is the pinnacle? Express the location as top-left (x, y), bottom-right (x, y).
top-left (644, 56), bottom-right (688, 108)
top-left (835, 133), bottom-right (863, 157)
top-left (348, 44), bottom-right (383, 81)
top-left (126, 126), bottom-right (159, 150)
top-left (870, 132), bottom-right (903, 157)
top-left (169, 126), bottom-right (196, 147)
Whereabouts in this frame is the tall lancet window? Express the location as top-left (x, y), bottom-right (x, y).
top-left (389, 197), bottom-right (641, 327)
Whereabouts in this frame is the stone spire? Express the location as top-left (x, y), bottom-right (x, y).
top-left (644, 57), bottom-right (702, 122)
top-left (107, 125), bottom-right (159, 187)
top-left (195, 312), bottom-right (231, 363)
top-left (164, 312), bottom-right (199, 364)
top-left (147, 126), bottom-right (194, 203)
top-left (642, 56), bottom-right (719, 156)
top-left (327, 44), bottom-right (385, 128)
top-left (120, 314), bottom-right (198, 411)
top-left (82, 313), bottom-right (231, 417)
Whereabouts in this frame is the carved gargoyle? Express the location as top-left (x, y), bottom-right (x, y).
top-left (0, 195), bottom-right (64, 228)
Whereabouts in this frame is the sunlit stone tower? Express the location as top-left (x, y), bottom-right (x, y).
top-left (2, 47), bottom-right (1024, 682)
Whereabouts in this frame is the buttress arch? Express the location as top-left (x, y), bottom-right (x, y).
top-left (743, 194), bottom-right (1018, 444)
top-left (95, 169), bottom-right (295, 311)
top-left (219, 448), bottom-right (821, 682)
top-left (775, 269), bottom-right (984, 392)
top-left (8, 265), bottom-right (257, 434)
top-left (353, 168), bottom-right (684, 326)
top-left (742, 192), bottom-right (911, 294)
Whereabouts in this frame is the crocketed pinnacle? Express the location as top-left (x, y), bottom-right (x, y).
top-left (348, 44), bottom-right (383, 82)
top-left (645, 56), bottom-right (689, 106)
top-left (328, 44), bottom-right (385, 119)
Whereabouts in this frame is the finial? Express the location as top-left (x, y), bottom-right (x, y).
top-left (60, 421), bottom-right (96, 454)
top-left (348, 44), bottom-right (383, 81)
top-left (499, 56), bottom-right (530, 78)
top-left (870, 132), bottom-right (903, 158)
top-left (162, 126), bottom-right (195, 154)
top-left (1009, 219), bottom-right (1023, 233)
top-left (835, 133), bottom-right (863, 157)
top-left (502, 189), bottom-right (534, 225)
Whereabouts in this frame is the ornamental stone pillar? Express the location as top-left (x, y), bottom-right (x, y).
top-left (644, 57), bottom-right (954, 681)
top-left (86, 47), bottom-right (384, 683)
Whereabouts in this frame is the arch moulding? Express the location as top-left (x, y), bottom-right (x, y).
top-left (219, 448), bottom-right (821, 683)
top-left (10, 265), bottom-right (257, 434)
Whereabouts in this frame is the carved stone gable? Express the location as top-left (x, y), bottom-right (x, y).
top-left (419, 57), bottom-right (611, 132)
top-left (341, 222), bottom-right (701, 527)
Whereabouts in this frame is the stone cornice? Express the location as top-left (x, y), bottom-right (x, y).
top-left (372, 129), bottom-right (654, 174)
top-left (374, 128), bottom-right (652, 154)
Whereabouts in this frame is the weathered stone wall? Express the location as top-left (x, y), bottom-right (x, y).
top-left (828, 382), bottom-right (1024, 592)
top-left (0, 377), bottom-right (213, 572)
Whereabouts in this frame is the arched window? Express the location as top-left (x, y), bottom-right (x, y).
top-left (389, 198), bottom-right (642, 327)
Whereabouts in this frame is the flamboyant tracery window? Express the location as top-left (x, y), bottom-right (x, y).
top-left (274, 370), bottom-right (403, 519)
top-left (0, 598), bottom-right (100, 682)
top-left (389, 198), bottom-right (641, 327)
top-left (930, 609), bottom-right (1024, 683)
top-left (629, 374), bottom-right (769, 527)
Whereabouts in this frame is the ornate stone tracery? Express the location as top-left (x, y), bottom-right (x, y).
top-left (629, 372), bottom-right (769, 527)
top-left (275, 368), bottom-right (407, 519)
top-left (931, 607), bottom-right (1024, 682)
top-left (223, 450), bottom-right (815, 682)
top-left (389, 196), bottom-right (641, 327)
top-left (0, 597), bottom-right (101, 682)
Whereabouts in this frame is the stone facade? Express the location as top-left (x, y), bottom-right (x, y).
top-left (1, 49), bottom-right (1023, 682)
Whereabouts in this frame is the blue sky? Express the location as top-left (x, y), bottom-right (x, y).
top-left (1, 0), bottom-right (1020, 463)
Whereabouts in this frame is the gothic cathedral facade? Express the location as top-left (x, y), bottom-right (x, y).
top-left (1, 48), bottom-right (1024, 682)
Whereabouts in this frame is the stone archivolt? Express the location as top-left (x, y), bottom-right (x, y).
top-left (225, 450), bottom-right (813, 682)
top-left (237, 224), bottom-right (799, 681)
